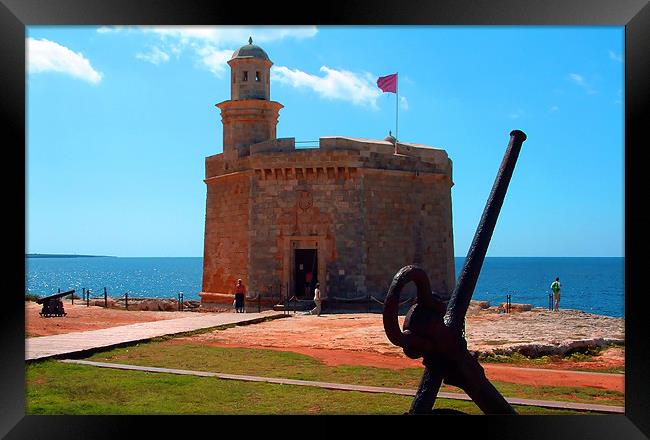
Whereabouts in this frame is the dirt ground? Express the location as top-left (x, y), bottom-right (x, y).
top-left (25, 302), bottom-right (624, 392)
top-left (25, 301), bottom-right (189, 337)
top-left (169, 313), bottom-right (624, 392)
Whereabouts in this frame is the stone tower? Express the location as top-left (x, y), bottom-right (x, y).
top-left (200, 40), bottom-right (455, 310)
top-left (217, 37), bottom-right (284, 162)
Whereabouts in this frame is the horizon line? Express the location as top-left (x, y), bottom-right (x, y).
top-left (26, 253), bottom-right (624, 258)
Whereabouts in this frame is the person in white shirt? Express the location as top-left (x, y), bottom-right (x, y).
top-left (309, 283), bottom-right (322, 316)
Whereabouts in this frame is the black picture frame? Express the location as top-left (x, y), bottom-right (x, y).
top-left (3, 0), bottom-right (648, 438)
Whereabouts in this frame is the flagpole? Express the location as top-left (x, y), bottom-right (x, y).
top-left (395, 72), bottom-right (399, 154)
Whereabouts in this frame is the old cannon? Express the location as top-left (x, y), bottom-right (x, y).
top-left (383, 130), bottom-right (527, 415)
top-left (37, 289), bottom-right (75, 317)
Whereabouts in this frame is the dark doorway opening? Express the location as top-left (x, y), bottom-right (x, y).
top-left (295, 249), bottom-right (318, 298)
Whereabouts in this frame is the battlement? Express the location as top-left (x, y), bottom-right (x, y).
top-left (206, 136), bottom-right (452, 182)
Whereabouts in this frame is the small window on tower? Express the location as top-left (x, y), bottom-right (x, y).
top-left (255, 71), bottom-right (261, 82)
top-left (243, 71), bottom-right (248, 82)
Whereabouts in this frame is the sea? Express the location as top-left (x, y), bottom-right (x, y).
top-left (25, 256), bottom-right (624, 318)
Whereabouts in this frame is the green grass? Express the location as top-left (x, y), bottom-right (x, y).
top-left (84, 342), bottom-right (623, 406)
top-left (26, 360), bottom-right (591, 415)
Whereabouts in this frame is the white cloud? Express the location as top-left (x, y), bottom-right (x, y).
top-left (98, 26), bottom-right (318, 76)
top-left (195, 46), bottom-right (233, 76)
top-left (508, 109), bottom-right (524, 119)
top-left (569, 73), bottom-right (596, 94)
top-left (97, 26), bottom-right (127, 34)
top-left (569, 73), bottom-right (585, 83)
top-left (271, 65), bottom-right (382, 108)
top-left (550, 105), bottom-right (559, 112)
top-left (400, 96), bottom-right (409, 111)
top-left (135, 46), bottom-right (170, 65)
top-left (143, 26), bottom-right (318, 45)
top-left (608, 50), bottom-right (623, 63)
top-left (27, 37), bottom-right (102, 84)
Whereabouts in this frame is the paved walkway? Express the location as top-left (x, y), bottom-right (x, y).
top-left (60, 359), bottom-right (624, 414)
top-left (26, 312), bottom-right (286, 361)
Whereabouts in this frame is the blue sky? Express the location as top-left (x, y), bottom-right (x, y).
top-left (26, 26), bottom-right (624, 257)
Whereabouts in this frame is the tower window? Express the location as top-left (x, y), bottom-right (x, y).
top-left (243, 71), bottom-right (248, 82)
top-left (255, 71), bottom-right (261, 82)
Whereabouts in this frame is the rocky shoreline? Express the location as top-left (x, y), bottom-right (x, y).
top-left (464, 302), bottom-right (624, 357)
top-left (82, 297), bottom-right (202, 312)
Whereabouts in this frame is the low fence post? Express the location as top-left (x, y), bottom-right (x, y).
top-left (86, 289), bottom-right (90, 307)
top-left (71, 290), bottom-right (74, 305)
top-left (258, 293), bottom-right (261, 313)
top-left (104, 287), bottom-right (108, 308)
top-left (125, 292), bottom-right (129, 310)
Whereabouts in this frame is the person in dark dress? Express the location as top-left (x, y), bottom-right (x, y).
top-left (234, 279), bottom-right (246, 313)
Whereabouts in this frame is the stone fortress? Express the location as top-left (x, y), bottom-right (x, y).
top-left (199, 38), bottom-right (456, 309)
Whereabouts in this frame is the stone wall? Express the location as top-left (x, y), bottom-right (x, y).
top-left (229, 57), bottom-right (272, 101)
top-left (362, 169), bottom-right (455, 298)
top-left (201, 171), bottom-right (251, 295)
top-left (201, 137), bottom-right (456, 303)
top-left (247, 164), bottom-right (366, 299)
top-left (216, 100), bottom-right (283, 161)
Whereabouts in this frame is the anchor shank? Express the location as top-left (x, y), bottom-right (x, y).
top-left (410, 364), bottom-right (444, 414)
top-left (444, 130), bottom-right (527, 334)
top-left (453, 351), bottom-right (517, 414)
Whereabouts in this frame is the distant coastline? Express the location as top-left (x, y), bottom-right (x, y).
top-left (26, 254), bottom-right (115, 259)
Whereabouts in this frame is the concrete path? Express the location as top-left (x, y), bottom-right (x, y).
top-left (60, 359), bottom-right (624, 414)
top-left (26, 311), bottom-right (285, 361)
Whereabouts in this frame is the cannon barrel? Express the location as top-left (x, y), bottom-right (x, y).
top-left (36, 289), bottom-right (75, 304)
top-left (444, 130), bottom-right (527, 334)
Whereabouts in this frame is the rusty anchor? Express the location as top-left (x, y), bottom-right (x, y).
top-left (383, 130), bottom-right (527, 414)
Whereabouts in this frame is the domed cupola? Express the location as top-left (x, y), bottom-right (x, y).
top-left (230, 37), bottom-right (271, 61)
top-left (228, 37), bottom-right (273, 100)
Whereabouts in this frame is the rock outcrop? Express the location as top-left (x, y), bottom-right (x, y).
top-left (466, 308), bottom-right (624, 357)
top-left (111, 298), bottom-right (201, 312)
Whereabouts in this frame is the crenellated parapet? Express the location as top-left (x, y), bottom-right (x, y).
top-left (206, 136), bottom-right (453, 185)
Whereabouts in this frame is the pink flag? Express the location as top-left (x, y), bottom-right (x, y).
top-left (377, 73), bottom-right (397, 93)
